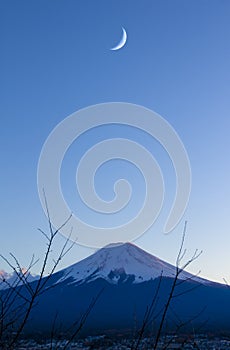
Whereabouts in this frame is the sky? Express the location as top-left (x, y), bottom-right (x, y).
top-left (1, 0), bottom-right (230, 283)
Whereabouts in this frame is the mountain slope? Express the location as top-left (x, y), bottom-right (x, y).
top-left (56, 242), bottom-right (211, 286)
top-left (2, 242), bottom-right (229, 337)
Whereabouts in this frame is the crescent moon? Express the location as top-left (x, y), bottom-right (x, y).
top-left (110, 27), bottom-right (127, 51)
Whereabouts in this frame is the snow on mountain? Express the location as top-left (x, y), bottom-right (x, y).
top-left (0, 269), bottom-right (38, 289)
top-left (57, 242), bottom-right (210, 286)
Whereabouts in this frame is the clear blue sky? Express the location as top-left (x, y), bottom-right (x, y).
top-left (1, 0), bottom-right (230, 283)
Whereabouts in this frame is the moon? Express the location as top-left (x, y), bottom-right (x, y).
top-left (110, 27), bottom-right (127, 51)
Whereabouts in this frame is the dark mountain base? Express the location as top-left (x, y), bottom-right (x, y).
top-left (8, 276), bottom-right (230, 338)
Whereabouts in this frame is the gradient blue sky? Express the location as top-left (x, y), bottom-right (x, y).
top-left (1, 0), bottom-right (230, 283)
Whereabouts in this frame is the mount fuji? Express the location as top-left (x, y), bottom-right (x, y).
top-left (2, 242), bottom-right (230, 336)
top-left (55, 242), bottom-right (211, 286)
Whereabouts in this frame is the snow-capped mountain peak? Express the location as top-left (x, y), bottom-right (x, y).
top-left (0, 269), bottom-right (38, 289)
top-left (58, 242), bottom-right (209, 286)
